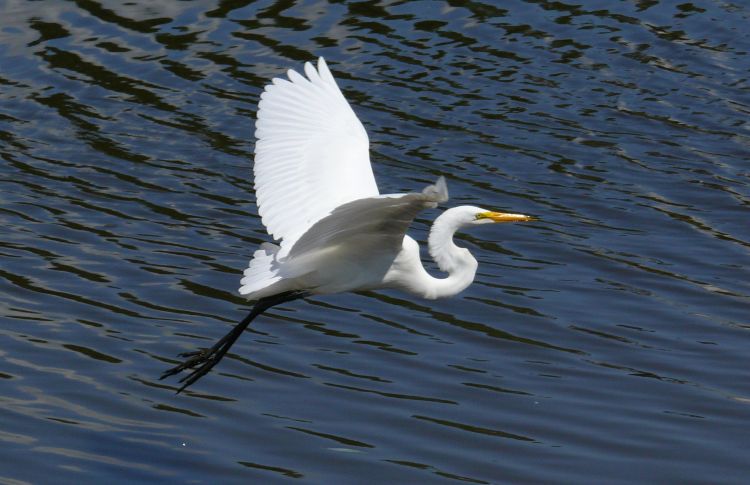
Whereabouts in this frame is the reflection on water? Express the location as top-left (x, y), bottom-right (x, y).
top-left (1, 0), bottom-right (749, 482)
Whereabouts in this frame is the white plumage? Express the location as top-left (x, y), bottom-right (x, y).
top-left (240, 57), bottom-right (530, 302)
top-left (254, 57), bottom-right (378, 246)
top-left (162, 57), bottom-right (532, 392)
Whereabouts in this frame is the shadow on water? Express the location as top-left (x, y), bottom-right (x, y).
top-left (1, 0), bottom-right (749, 483)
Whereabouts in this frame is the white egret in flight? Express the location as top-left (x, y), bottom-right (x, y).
top-left (161, 58), bottom-right (532, 393)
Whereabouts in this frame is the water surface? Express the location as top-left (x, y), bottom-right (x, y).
top-left (1, 0), bottom-right (749, 483)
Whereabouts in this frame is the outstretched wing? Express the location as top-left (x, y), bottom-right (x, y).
top-left (287, 177), bottom-right (449, 262)
top-left (254, 57), bottom-right (379, 247)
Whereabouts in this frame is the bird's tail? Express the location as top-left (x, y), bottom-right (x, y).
top-left (239, 243), bottom-right (284, 299)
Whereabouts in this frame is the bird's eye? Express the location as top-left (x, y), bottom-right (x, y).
top-left (475, 213), bottom-right (487, 220)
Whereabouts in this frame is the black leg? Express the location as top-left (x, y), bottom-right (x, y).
top-left (160, 291), bottom-right (308, 393)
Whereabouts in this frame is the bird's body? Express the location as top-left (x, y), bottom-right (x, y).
top-left (161, 58), bottom-right (531, 392)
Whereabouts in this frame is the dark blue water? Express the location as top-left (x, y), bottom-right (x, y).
top-left (2, 1), bottom-right (749, 483)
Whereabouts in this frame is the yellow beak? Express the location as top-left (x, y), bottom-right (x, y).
top-left (477, 211), bottom-right (534, 223)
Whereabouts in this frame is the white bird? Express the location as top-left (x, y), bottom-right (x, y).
top-left (161, 58), bottom-right (532, 393)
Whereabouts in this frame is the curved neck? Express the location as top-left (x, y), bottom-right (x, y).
top-left (422, 208), bottom-right (478, 298)
top-left (385, 208), bottom-right (479, 300)
top-left (380, 208), bottom-right (476, 300)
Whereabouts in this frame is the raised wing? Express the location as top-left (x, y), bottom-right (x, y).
top-left (254, 57), bottom-right (379, 247)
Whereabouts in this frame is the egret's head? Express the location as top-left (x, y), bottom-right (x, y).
top-left (462, 206), bottom-right (534, 226)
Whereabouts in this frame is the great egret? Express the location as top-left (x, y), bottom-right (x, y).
top-left (161, 58), bottom-right (532, 393)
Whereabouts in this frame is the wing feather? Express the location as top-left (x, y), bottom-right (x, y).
top-left (287, 177), bottom-right (449, 261)
top-left (254, 57), bottom-right (379, 246)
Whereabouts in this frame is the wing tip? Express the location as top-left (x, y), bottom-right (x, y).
top-left (422, 176), bottom-right (449, 203)
top-left (317, 56), bottom-right (334, 83)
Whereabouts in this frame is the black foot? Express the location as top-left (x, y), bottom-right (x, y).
top-left (160, 332), bottom-right (239, 393)
top-left (160, 291), bottom-right (309, 393)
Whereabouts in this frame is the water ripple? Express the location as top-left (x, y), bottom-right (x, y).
top-left (1, 0), bottom-right (749, 483)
